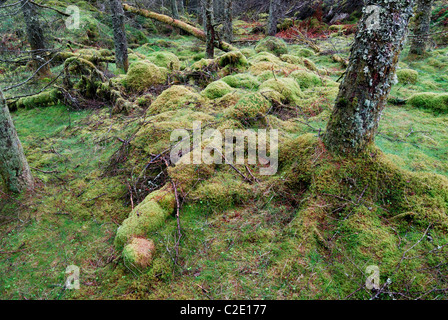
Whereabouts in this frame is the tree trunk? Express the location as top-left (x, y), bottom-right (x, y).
top-left (223, 0), bottom-right (233, 43)
top-left (204, 0), bottom-right (215, 58)
top-left (409, 0), bottom-right (433, 55)
top-left (171, 0), bottom-right (179, 19)
top-left (21, 0), bottom-right (51, 78)
top-left (323, 0), bottom-right (415, 155)
top-left (267, 0), bottom-right (280, 36)
top-left (0, 89), bottom-right (33, 193)
top-left (109, 0), bottom-right (129, 73)
top-left (123, 4), bottom-right (237, 52)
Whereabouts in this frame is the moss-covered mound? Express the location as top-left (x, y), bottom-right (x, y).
top-left (396, 68), bottom-right (419, 85)
top-left (217, 51), bottom-right (248, 68)
top-left (122, 60), bottom-right (167, 92)
top-left (225, 92), bottom-right (271, 122)
top-left (147, 51), bottom-right (181, 71)
top-left (259, 78), bottom-right (303, 105)
top-left (278, 134), bottom-right (448, 230)
top-left (201, 80), bottom-right (233, 99)
top-left (221, 73), bottom-right (261, 90)
top-left (255, 36), bottom-right (289, 56)
top-left (149, 85), bottom-right (204, 114)
top-left (289, 70), bottom-right (322, 89)
top-left (407, 92), bottom-right (448, 113)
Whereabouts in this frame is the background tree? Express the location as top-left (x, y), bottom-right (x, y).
top-left (223, 0), bottom-right (233, 43)
top-left (110, 0), bottom-right (129, 73)
top-left (323, 0), bottom-right (415, 155)
top-left (171, 0), bottom-right (180, 19)
top-left (267, 0), bottom-right (281, 36)
top-left (0, 88), bottom-right (33, 193)
top-left (21, 0), bottom-right (51, 78)
top-left (409, 0), bottom-right (434, 55)
top-left (204, 0), bottom-right (215, 58)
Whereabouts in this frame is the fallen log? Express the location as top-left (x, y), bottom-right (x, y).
top-left (122, 3), bottom-right (238, 52)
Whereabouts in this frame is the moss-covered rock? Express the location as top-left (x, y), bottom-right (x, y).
top-left (147, 51), bottom-right (181, 71)
top-left (149, 85), bottom-right (204, 114)
top-left (255, 36), bottom-right (289, 56)
top-left (190, 172), bottom-right (253, 209)
top-left (225, 92), bottom-right (271, 122)
top-left (259, 78), bottom-right (303, 104)
top-left (280, 54), bottom-right (303, 65)
top-left (249, 62), bottom-right (279, 76)
top-left (303, 58), bottom-right (318, 71)
top-left (396, 68), bottom-right (419, 85)
top-left (201, 80), bottom-right (233, 99)
top-left (122, 60), bottom-right (166, 92)
top-left (289, 70), bottom-right (322, 88)
top-left (221, 73), bottom-right (260, 90)
top-left (217, 51), bottom-right (248, 68)
top-left (407, 92), bottom-right (448, 113)
top-left (295, 48), bottom-right (315, 58)
top-left (249, 51), bottom-right (283, 65)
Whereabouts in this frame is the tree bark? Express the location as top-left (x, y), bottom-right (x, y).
top-left (109, 0), bottom-right (129, 73)
top-left (323, 0), bottom-right (415, 155)
top-left (204, 0), bottom-right (215, 58)
top-left (0, 89), bottom-right (33, 193)
top-left (223, 0), bottom-right (233, 43)
top-left (21, 0), bottom-right (51, 78)
top-left (171, 0), bottom-right (180, 19)
top-left (267, 0), bottom-right (280, 36)
top-left (122, 4), bottom-right (238, 52)
top-left (409, 0), bottom-right (433, 55)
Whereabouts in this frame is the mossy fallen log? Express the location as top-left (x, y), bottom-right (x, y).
top-left (122, 4), bottom-right (238, 53)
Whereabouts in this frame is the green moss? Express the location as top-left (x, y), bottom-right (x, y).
top-left (280, 54), bottom-right (303, 65)
top-left (277, 18), bottom-right (294, 31)
top-left (303, 58), bottom-right (318, 71)
top-left (396, 68), bottom-right (419, 85)
top-left (255, 36), bottom-right (289, 56)
top-left (259, 78), bottom-right (303, 104)
top-left (149, 85), bottom-right (204, 114)
top-left (122, 60), bottom-right (166, 92)
top-left (221, 73), bottom-right (260, 90)
top-left (190, 58), bottom-right (216, 70)
top-left (249, 62), bottom-right (278, 75)
top-left (15, 89), bottom-right (61, 110)
top-left (225, 92), bottom-right (271, 122)
top-left (295, 48), bottom-right (315, 58)
top-left (289, 70), bottom-right (322, 88)
top-left (407, 92), bottom-right (448, 113)
top-left (122, 238), bottom-right (155, 270)
top-left (147, 51), bottom-right (181, 71)
top-left (217, 51), bottom-right (248, 68)
top-left (114, 185), bottom-right (176, 250)
top-left (201, 80), bottom-right (233, 99)
top-left (190, 173), bottom-right (253, 210)
top-left (249, 51), bottom-right (283, 65)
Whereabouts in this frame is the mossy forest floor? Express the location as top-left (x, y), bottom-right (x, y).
top-left (1, 12), bottom-right (448, 300)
